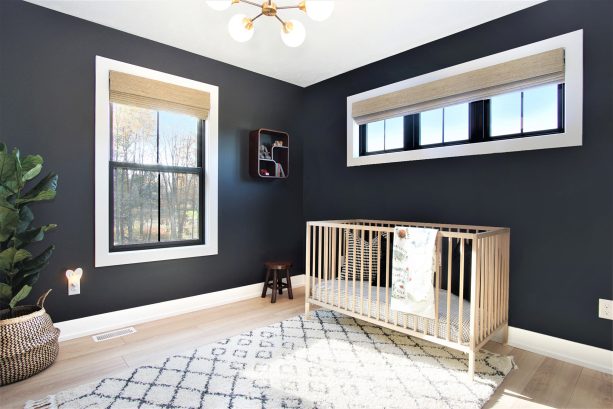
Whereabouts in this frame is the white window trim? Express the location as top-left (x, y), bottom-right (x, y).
top-left (95, 56), bottom-right (219, 267)
top-left (346, 30), bottom-right (583, 167)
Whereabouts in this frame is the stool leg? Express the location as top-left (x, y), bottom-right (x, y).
top-left (286, 269), bottom-right (293, 299)
top-left (261, 269), bottom-right (271, 298)
top-left (271, 271), bottom-right (278, 303)
top-left (278, 272), bottom-right (283, 295)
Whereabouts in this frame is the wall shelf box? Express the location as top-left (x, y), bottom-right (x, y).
top-left (249, 128), bottom-right (289, 179)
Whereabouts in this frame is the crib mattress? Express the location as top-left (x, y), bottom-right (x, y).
top-left (311, 279), bottom-right (471, 343)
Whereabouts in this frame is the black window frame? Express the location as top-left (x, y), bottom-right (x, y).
top-left (359, 83), bottom-right (565, 156)
top-left (109, 103), bottom-right (205, 252)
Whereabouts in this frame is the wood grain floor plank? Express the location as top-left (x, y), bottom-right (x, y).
top-left (1, 287), bottom-right (610, 409)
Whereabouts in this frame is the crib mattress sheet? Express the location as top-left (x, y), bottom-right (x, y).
top-left (311, 279), bottom-right (471, 343)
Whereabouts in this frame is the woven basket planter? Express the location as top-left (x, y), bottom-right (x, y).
top-left (0, 290), bottom-right (60, 386)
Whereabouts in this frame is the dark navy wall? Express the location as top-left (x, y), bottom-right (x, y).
top-left (0, 0), bottom-right (304, 322)
top-left (302, 0), bottom-right (613, 350)
top-left (2, 0), bottom-right (611, 351)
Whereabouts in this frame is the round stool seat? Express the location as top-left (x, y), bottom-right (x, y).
top-left (265, 261), bottom-right (292, 270)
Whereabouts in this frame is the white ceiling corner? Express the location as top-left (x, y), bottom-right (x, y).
top-left (24, 0), bottom-right (545, 87)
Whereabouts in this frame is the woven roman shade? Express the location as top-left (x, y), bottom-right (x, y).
top-left (352, 48), bottom-right (565, 125)
top-left (109, 71), bottom-right (210, 119)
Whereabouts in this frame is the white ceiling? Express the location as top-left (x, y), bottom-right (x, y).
top-left (25, 0), bottom-right (544, 87)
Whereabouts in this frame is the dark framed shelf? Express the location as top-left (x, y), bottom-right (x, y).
top-left (249, 128), bottom-right (289, 179)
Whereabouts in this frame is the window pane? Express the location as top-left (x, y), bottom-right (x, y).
top-left (159, 111), bottom-right (200, 167)
top-left (490, 91), bottom-right (521, 137)
top-left (160, 172), bottom-right (200, 242)
top-left (420, 108), bottom-right (443, 145)
top-left (113, 169), bottom-right (159, 246)
top-left (111, 103), bottom-right (157, 164)
top-left (366, 120), bottom-right (384, 152)
top-left (384, 117), bottom-right (404, 150)
top-left (523, 84), bottom-right (558, 132)
top-left (444, 103), bottom-right (469, 142)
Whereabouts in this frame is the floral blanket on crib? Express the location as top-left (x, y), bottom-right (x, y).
top-left (390, 226), bottom-right (438, 319)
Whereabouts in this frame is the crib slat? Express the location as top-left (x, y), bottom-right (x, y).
top-left (458, 238), bottom-right (465, 344)
top-left (360, 228), bottom-right (364, 316)
top-left (352, 228), bottom-right (357, 313)
top-left (345, 229), bottom-right (350, 311)
top-left (312, 226), bottom-right (316, 299)
top-left (446, 237), bottom-right (452, 341)
top-left (434, 235), bottom-right (441, 338)
top-left (337, 227), bottom-right (342, 308)
top-left (377, 231), bottom-right (381, 321)
top-left (490, 237), bottom-right (494, 336)
top-left (385, 231), bottom-right (390, 323)
top-left (368, 229), bottom-right (373, 318)
top-left (305, 224), bottom-right (311, 305)
top-left (318, 226), bottom-right (323, 302)
top-left (322, 227), bottom-right (327, 303)
top-left (331, 228), bottom-right (337, 306)
top-left (480, 237), bottom-right (486, 341)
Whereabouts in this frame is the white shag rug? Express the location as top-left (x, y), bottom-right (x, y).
top-left (25, 310), bottom-right (513, 409)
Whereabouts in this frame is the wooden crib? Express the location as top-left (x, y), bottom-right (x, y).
top-left (304, 219), bottom-right (510, 380)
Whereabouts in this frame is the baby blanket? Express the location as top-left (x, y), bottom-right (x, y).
top-left (390, 226), bottom-right (438, 319)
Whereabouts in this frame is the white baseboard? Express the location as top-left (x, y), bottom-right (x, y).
top-left (55, 274), bottom-right (305, 342)
top-left (492, 326), bottom-right (612, 375)
top-left (55, 275), bottom-right (611, 376)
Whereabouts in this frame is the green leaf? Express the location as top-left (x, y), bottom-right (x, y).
top-left (0, 200), bottom-right (19, 241)
top-left (16, 173), bottom-right (58, 205)
top-left (13, 224), bottom-right (57, 249)
top-left (0, 247), bottom-right (32, 271)
top-left (0, 146), bottom-right (21, 196)
top-left (16, 205), bottom-right (34, 233)
top-left (0, 282), bottom-right (12, 304)
top-left (9, 284), bottom-right (31, 308)
top-left (17, 245), bottom-right (54, 278)
top-left (20, 155), bottom-right (43, 182)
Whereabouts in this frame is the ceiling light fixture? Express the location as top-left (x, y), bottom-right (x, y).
top-left (206, 0), bottom-right (334, 47)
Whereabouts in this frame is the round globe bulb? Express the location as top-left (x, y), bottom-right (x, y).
top-left (206, 0), bottom-right (232, 11)
top-left (228, 14), bottom-right (254, 43)
top-left (281, 19), bottom-right (306, 47)
top-left (305, 0), bottom-right (334, 22)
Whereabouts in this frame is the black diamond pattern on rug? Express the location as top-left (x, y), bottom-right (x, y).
top-left (29, 310), bottom-right (513, 409)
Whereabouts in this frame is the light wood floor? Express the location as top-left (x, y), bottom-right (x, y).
top-left (1, 287), bottom-right (611, 409)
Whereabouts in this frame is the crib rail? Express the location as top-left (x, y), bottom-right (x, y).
top-left (305, 220), bottom-right (510, 366)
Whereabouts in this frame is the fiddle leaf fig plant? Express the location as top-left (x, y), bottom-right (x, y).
top-left (0, 143), bottom-right (58, 311)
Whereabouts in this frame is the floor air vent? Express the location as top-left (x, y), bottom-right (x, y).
top-left (92, 327), bottom-right (137, 342)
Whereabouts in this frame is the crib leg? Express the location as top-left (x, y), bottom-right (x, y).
top-left (305, 302), bottom-right (311, 320)
top-left (502, 324), bottom-right (509, 346)
top-left (468, 351), bottom-right (475, 381)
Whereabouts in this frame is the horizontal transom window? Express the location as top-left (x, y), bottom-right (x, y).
top-left (359, 83), bottom-right (564, 156)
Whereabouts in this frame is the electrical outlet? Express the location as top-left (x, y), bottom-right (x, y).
top-left (599, 299), bottom-right (613, 320)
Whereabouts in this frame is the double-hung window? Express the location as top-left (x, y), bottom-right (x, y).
top-left (110, 104), bottom-right (203, 251)
top-left (95, 57), bottom-right (219, 267)
top-left (348, 30), bottom-right (582, 166)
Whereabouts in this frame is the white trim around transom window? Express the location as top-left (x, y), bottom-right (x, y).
top-left (346, 30), bottom-right (583, 167)
top-left (95, 56), bottom-right (218, 267)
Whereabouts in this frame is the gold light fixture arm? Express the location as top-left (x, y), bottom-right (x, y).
top-left (229, 0), bottom-right (310, 31)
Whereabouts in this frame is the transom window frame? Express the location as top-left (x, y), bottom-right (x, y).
top-left (95, 56), bottom-right (219, 267)
top-left (346, 30), bottom-right (583, 167)
top-left (359, 83), bottom-right (565, 156)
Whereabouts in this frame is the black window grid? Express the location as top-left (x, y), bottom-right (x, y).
top-left (359, 83), bottom-right (565, 156)
top-left (109, 105), bottom-right (205, 252)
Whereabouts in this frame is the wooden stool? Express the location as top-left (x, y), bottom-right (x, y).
top-left (261, 261), bottom-right (293, 303)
